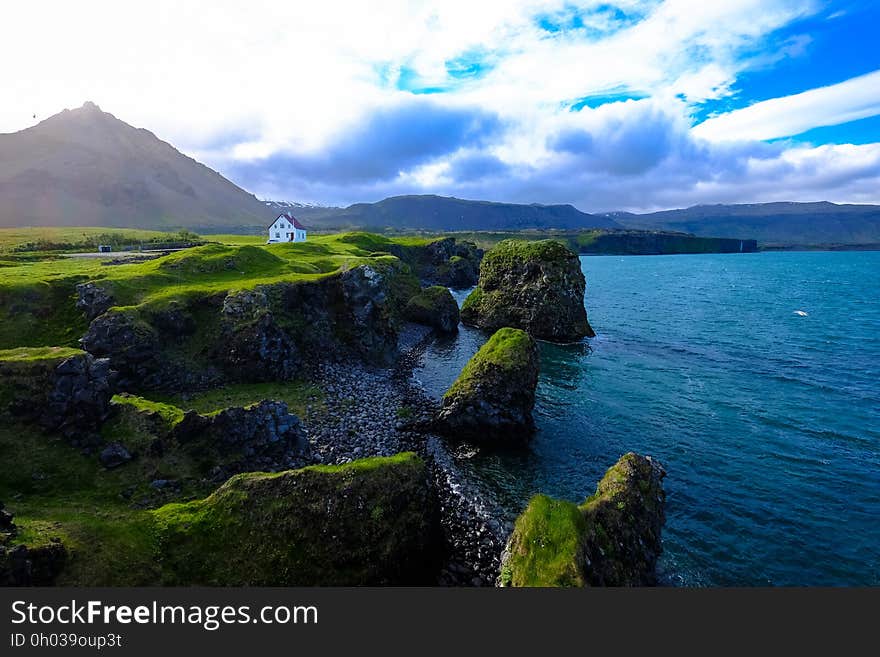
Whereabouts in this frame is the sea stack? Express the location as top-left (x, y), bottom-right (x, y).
top-left (499, 452), bottom-right (666, 587)
top-left (460, 239), bottom-right (595, 341)
top-left (435, 327), bottom-right (539, 442)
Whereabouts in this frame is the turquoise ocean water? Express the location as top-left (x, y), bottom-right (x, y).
top-left (413, 251), bottom-right (880, 586)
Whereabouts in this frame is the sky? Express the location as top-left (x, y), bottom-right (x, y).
top-left (2, 0), bottom-right (880, 212)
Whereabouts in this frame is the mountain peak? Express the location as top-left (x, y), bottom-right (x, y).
top-left (0, 103), bottom-right (273, 230)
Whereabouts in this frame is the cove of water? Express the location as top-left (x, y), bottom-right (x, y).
top-left (412, 251), bottom-right (880, 586)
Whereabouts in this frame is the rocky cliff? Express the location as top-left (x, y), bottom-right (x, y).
top-left (460, 239), bottom-right (595, 341)
top-left (0, 347), bottom-right (114, 438)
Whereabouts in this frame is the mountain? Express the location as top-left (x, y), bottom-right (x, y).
top-left (613, 202), bottom-right (880, 245)
top-left (293, 195), bottom-right (620, 231)
top-left (0, 102), bottom-right (272, 230)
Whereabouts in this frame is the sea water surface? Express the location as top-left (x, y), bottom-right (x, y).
top-left (412, 251), bottom-right (880, 586)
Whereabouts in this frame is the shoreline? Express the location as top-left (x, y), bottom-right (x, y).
top-left (301, 321), bottom-right (510, 586)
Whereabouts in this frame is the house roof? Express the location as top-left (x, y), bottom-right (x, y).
top-left (269, 212), bottom-right (307, 230)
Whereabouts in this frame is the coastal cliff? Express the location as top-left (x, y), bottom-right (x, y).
top-left (0, 232), bottom-right (667, 587)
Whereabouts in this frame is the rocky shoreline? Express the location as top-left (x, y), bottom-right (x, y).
top-left (303, 321), bottom-right (510, 586)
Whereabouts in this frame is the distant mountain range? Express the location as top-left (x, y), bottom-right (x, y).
top-left (0, 102), bottom-right (269, 230)
top-left (608, 202), bottom-right (880, 245)
top-left (288, 195), bottom-right (619, 231)
top-left (282, 197), bottom-right (880, 245)
top-left (2, 103), bottom-right (879, 245)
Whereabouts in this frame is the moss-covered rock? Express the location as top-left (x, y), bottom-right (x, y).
top-left (500, 452), bottom-right (666, 587)
top-left (436, 328), bottom-right (539, 442)
top-left (403, 286), bottom-right (460, 334)
top-left (460, 239), bottom-right (595, 341)
top-left (152, 452), bottom-right (439, 585)
top-left (385, 236), bottom-right (483, 289)
top-left (171, 400), bottom-right (313, 480)
top-left (0, 347), bottom-right (114, 436)
top-left (0, 541), bottom-right (68, 586)
top-left (80, 260), bottom-right (419, 392)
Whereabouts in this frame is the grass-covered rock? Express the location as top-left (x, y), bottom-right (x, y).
top-left (403, 286), bottom-right (460, 334)
top-left (500, 452), bottom-right (666, 587)
top-left (153, 452), bottom-right (439, 585)
top-left (460, 239), bottom-right (595, 342)
top-left (0, 347), bottom-right (114, 435)
top-left (436, 327), bottom-right (539, 442)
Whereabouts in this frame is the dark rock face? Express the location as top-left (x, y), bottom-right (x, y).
top-left (81, 309), bottom-right (162, 387)
top-left (435, 328), bottom-right (539, 442)
top-left (1, 352), bottom-right (115, 436)
top-left (461, 239), bottom-right (595, 341)
top-left (403, 286), bottom-right (460, 334)
top-left (339, 265), bottom-right (401, 366)
top-left (218, 289), bottom-right (298, 382)
top-left (153, 452), bottom-right (441, 585)
top-left (0, 541), bottom-right (67, 586)
top-left (75, 281), bottom-right (115, 320)
top-left (171, 400), bottom-right (312, 480)
top-left (500, 453), bottom-right (666, 587)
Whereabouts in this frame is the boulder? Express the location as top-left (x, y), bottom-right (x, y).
top-left (403, 286), bottom-right (460, 334)
top-left (460, 239), bottom-right (595, 341)
top-left (75, 281), bottom-right (115, 320)
top-left (152, 452), bottom-right (440, 585)
top-left (99, 442), bottom-right (132, 468)
top-left (435, 327), bottom-right (539, 442)
top-left (499, 452), bottom-right (666, 587)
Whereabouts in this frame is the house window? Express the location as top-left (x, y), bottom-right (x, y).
top-left (275, 232), bottom-right (280, 238)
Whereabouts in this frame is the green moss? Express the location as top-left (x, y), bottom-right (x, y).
top-left (110, 393), bottom-right (186, 428)
top-left (481, 239), bottom-right (574, 271)
top-left (158, 381), bottom-right (323, 419)
top-left (151, 452), bottom-right (436, 585)
top-left (500, 495), bottom-right (587, 587)
top-left (502, 453), bottom-right (665, 587)
top-left (406, 285), bottom-right (451, 312)
top-left (0, 420), bottom-right (163, 585)
top-left (0, 346), bottom-right (84, 362)
top-left (444, 327), bottom-right (533, 400)
top-left (460, 286), bottom-right (483, 313)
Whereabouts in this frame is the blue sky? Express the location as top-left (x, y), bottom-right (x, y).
top-left (2, 0), bottom-right (880, 211)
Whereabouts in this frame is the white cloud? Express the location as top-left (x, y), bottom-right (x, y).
top-left (2, 0), bottom-right (878, 210)
top-left (693, 69), bottom-right (880, 142)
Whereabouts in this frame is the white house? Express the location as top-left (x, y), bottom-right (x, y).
top-left (267, 213), bottom-right (307, 243)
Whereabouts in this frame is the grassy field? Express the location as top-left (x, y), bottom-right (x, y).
top-left (0, 226), bottom-right (197, 252)
top-left (0, 229), bottom-right (441, 350)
